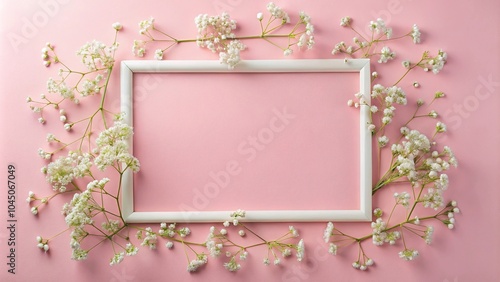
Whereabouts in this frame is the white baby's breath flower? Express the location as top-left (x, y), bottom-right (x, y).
top-left (328, 243), bottom-right (338, 255)
top-left (399, 249), bottom-right (419, 261)
top-left (340, 16), bottom-right (351, 27)
top-left (165, 241), bottom-right (174, 249)
top-left (219, 40), bottom-right (246, 69)
top-left (110, 252), bottom-right (125, 266)
top-left (224, 257), bottom-right (241, 272)
top-left (411, 24), bottom-right (421, 44)
top-left (154, 49), bottom-right (163, 60)
top-left (323, 222), bottom-right (334, 243)
top-left (296, 239), bottom-right (305, 261)
top-left (266, 2), bottom-right (290, 23)
top-left (139, 17), bottom-right (154, 34)
top-left (112, 22), bottom-right (123, 31)
top-left (125, 243), bottom-right (139, 256)
top-left (378, 46), bottom-right (395, 63)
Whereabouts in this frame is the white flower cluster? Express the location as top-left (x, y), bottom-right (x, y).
top-left (94, 121), bottom-right (140, 172)
top-left (41, 43), bottom-right (53, 67)
top-left (323, 222), bottom-right (334, 243)
top-left (65, 184), bottom-right (99, 226)
top-left (195, 12), bottom-right (237, 53)
top-left (369, 84), bottom-right (407, 127)
top-left (392, 139), bottom-right (457, 210)
top-left (218, 40), bottom-right (245, 69)
top-left (423, 50), bottom-right (447, 74)
top-left (297, 12), bottom-right (315, 50)
top-left (378, 46), bottom-right (395, 63)
top-left (371, 218), bottom-right (401, 246)
top-left (133, 40), bottom-right (146, 57)
top-left (340, 16), bottom-right (351, 27)
top-left (138, 227), bottom-right (157, 250)
top-left (110, 252), bottom-right (124, 266)
top-left (394, 192), bottom-right (411, 207)
top-left (352, 258), bottom-right (374, 271)
top-left (229, 209), bottom-right (246, 225)
top-left (102, 219), bottom-right (120, 233)
top-left (206, 226), bottom-right (224, 258)
top-left (224, 257), bottom-right (241, 272)
top-left (398, 249), bottom-right (419, 261)
top-left (188, 254), bottom-right (208, 272)
top-left (411, 24), bottom-right (421, 44)
top-left (158, 222), bottom-right (178, 238)
top-left (369, 18), bottom-right (392, 38)
top-left (76, 40), bottom-right (117, 71)
top-left (43, 151), bottom-right (92, 192)
top-left (266, 2), bottom-right (290, 23)
top-left (295, 239), bottom-right (305, 262)
top-left (80, 74), bottom-right (103, 97)
top-left (47, 77), bottom-right (75, 101)
top-left (195, 12), bottom-right (246, 68)
top-left (139, 17), bottom-right (154, 34)
top-left (36, 236), bottom-right (49, 252)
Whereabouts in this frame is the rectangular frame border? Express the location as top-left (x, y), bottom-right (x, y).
top-left (120, 59), bottom-right (371, 223)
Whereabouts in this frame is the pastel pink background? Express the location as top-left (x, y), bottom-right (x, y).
top-left (133, 72), bottom-right (360, 212)
top-left (1, 0), bottom-right (499, 281)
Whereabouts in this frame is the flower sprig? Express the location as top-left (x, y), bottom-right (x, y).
top-left (132, 210), bottom-right (304, 272)
top-left (327, 17), bottom-right (459, 270)
top-left (324, 201), bottom-right (460, 270)
top-left (134, 2), bottom-right (314, 68)
top-left (28, 20), bottom-right (304, 272)
top-left (333, 17), bottom-right (420, 63)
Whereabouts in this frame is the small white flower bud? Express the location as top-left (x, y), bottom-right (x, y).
top-left (112, 22), bottom-right (123, 31)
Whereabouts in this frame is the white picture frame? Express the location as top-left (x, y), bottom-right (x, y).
top-left (120, 59), bottom-right (372, 223)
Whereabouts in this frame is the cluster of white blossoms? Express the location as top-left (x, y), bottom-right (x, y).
top-left (195, 12), bottom-right (237, 53)
top-left (394, 192), bottom-right (411, 207)
top-left (76, 40), bottom-right (117, 71)
top-left (371, 218), bottom-right (402, 247)
top-left (42, 151), bottom-right (92, 192)
top-left (369, 18), bottom-right (392, 38)
top-left (353, 84), bottom-right (407, 133)
top-left (399, 249), bottom-right (419, 261)
top-left (80, 74), bottom-right (103, 97)
top-left (41, 43), bottom-right (54, 67)
top-left (47, 77), bottom-right (75, 101)
top-left (296, 11), bottom-right (315, 50)
top-left (218, 40), bottom-right (246, 69)
top-left (206, 226), bottom-right (224, 258)
top-left (109, 252), bottom-right (124, 266)
top-left (94, 121), bottom-right (140, 172)
top-left (411, 24), bottom-right (421, 44)
top-left (64, 189), bottom-right (94, 228)
top-left (378, 46), bottom-right (395, 63)
top-left (424, 49), bottom-right (447, 74)
top-left (188, 254), bottom-right (209, 272)
top-left (266, 2), bottom-right (290, 23)
top-left (36, 236), bottom-right (49, 252)
top-left (139, 17), bottom-right (154, 34)
top-left (333, 17), bottom-right (420, 61)
top-left (132, 40), bottom-right (146, 57)
top-left (137, 227), bottom-right (158, 250)
top-left (134, 3), bottom-right (314, 69)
